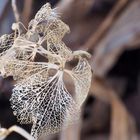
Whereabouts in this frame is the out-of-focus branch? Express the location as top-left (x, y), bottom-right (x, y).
top-left (90, 77), bottom-right (138, 140)
top-left (0, 0), bottom-right (9, 21)
top-left (60, 123), bottom-right (81, 140)
top-left (11, 0), bottom-right (20, 22)
top-left (84, 0), bottom-right (129, 52)
top-left (22, 0), bottom-right (33, 27)
top-left (57, 0), bottom-right (95, 22)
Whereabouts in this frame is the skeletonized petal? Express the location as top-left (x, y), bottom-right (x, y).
top-left (0, 33), bottom-right (15, 56)
top-left (47, 41), bottom-right (72, 62)
top-left (11, 70), bottom-right (79, 139)
top-left (4, 60), bottom-right (58, 81)
top-left (65, 58), bottom-right (92, 106)
top-left (10, 62), bottom-right (55, 123)
top-left (31, 71), bottom-right (79, 139)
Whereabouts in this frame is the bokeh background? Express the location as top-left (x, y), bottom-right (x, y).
top-left (0, 0), bottom-right (140, 140)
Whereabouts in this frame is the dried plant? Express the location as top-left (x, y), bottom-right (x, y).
top-left (0, 3), bottom-right (92, 139)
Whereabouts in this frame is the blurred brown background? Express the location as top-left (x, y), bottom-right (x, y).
top-left (0, 0), bottom-right (140, 140)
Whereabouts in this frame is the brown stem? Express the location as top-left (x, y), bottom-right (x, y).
top-left (21, 0), bottom-right (33, 27)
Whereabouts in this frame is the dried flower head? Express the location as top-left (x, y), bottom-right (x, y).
top-left (0, 3), bottom-right (92, 139)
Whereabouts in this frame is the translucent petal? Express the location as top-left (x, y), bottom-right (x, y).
top-left (4, 60), bottom-right (58, 81)
top-left (28, 3), bottom-right (58, 33)
top-left (46, 19), bottom-right (70, 42)
top-left (3, 36), bottom-right (52, 61)
top-left (27, 3), bottom-right (70, 46)
top-left (47, 41), bottom-right (72, 62)
top-left (31, 71), bottom-right (79, 139)
top-left (65, 58), bottom-right (92, 106)
top-left (10, 62), bottom-right (57, 123)
top-left (11, 70), bottom-right (79, 139)
top-left (0, 34), bottom-right (36, 62)
top-left (0, 33), bottom-right (15, 56)
top-left (34, 3), bottom-right (58, 23)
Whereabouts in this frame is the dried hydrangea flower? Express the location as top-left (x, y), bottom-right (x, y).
top-left (0, 2), bottom-right (92, 139)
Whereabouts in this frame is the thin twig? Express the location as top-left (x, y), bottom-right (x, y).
top-left (0, 125), bottom-right (35, 140)
top-left (84, 0), bottom-right (129, 52)
top-left (11, 0), bottom-right (20, 22)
